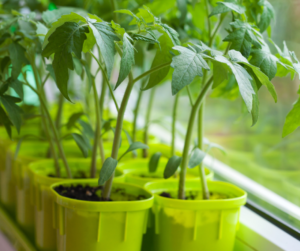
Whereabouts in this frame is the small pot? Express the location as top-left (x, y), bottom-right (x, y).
top-left (0, 126), bottom-right (41, 215)
top-left (51, 180), bottom-right (153, 251)
top-left (144, 180), bottom-right (246, 251)
top-left (29, 159), bottom-right (125, 251)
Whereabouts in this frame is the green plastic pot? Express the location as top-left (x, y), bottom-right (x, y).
top-left (144, 180), bottom-right (247, 251)
top-left (121, 158), bottom-right (214, 187)
top-left (0, 125), bottom-right (42, 214)
top-left (12, 141), bottom-right (92, 240)
top-left (50, 180), bottom-right (153, 251)
top-left (29, 159), bottom-right (124, 251)
top-left (1, 139), bottom-right (128, 225)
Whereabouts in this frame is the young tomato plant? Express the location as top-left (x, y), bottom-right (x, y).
top-left (156, 0), bottom-right (300, 199)
top-left (37, 7), bottom-right (180, 200)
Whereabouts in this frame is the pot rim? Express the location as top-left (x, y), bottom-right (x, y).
top-left (145, 180), bottom-right (247, 210)
top-left (51, 180), bottom-right (154, 212)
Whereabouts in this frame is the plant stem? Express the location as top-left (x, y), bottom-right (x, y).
top-left (186, 85), bottom-right (194, 106)
top-left (132, 83), bottom-right (144, 143)
top-left (23, 81), bottom-right (72, 178)
top-left (55, 93), bottom-right (64, 130)
top-left (22, 71), bottom-right (61, 177)
top-left (209, 14), bottom-right (226, 47)
top-left (132, 62), bottom-right (171, 84)
top-left (101, 57), bottom-right (172, 200)
top-left (102, 75), bottom-right (135, 200)
top-left (99, 75), bottom-right (107, 115)
top-left (143, 87), bottom-right (156, 158)
top-left (91, 71), bottom-right (105, 178)
top-left (197, 102), bottom-right (210, 199)
top-left (178, 76), bottom-right (213, 199)
top-left (89, 51), bottom-right (119, 112)
top-left (172, 94), bottom-right (179, 156)
top-left (205, 0), bottom-right (212, 41)
top-left (110, 0), bottom-right (118, 22)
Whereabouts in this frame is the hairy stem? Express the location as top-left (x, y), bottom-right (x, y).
top-left (102, 77), bottom-right (134, 200)
top-left (110, 0), bottom-right (118, 22)
top-left (197, 102), bottom-right (210, 199)
top-left (91, 71), bottom-right (105, 178)
top-left (27, 62), bottom-right (62, 177)
top-left (143, 87), bottom-right (156, 158)
top-left (24, 81), bottom-right (72, 178)
top-left (55, 93), bottom-right (64, 130)
top-left (89, 51), bottom-right (119, 112)
top-left (178, 77), bottom-right (213, 199)
top-left (132, 83), bottom-right (144, 143)
top-left (102, 59), bottom-right (173, 200)
top-left (172, 94), bottom-right (179, 156)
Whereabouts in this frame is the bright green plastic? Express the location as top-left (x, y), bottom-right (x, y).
top-left (12, 141), bottom-right (92, 240)
top-left (144, 180), bottom-right (247, 251)
top-left (1, 139), bottom-right (128, 235)
top-left (29, 159), bottom-right (125, 251)
top-left (121, 158), bottom-right (214, 187)
top-left (50, 180), bottom-right (153, 251)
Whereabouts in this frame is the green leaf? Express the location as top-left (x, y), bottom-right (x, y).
top-left (87, 22), bottom-right (119, 78)
top-left (119, 141), bottom-right (149, 161)
top-left (98, 157), bottom-right (118, 185)
top-left (212, 61), bottom-right (228, 89)
top-left (115, 33), bottom-right (135, 89)
top-left (73, 57), bottom-right (83, 77)
top-left (171, 46), bottom-right (210, 95)
top-left (8, 78), bottom-right (24, 99)
top-left (129, 6), bottom-right (155, 25)
top-left (42, 22), bottom-right (89, 101)
top-left (71, 133), bottom-right (91, 158)
top-left (258, 0), bottom-right (275, 33)
top-left (36, 22), bottom-right (48, 43)
top-left (78, 119), bottom-right (94, 138)
top-left (214, 54), bottom-right (255, 113)
top-left (66, 112), bottom-right (84, 129)
top-left (46, 64), bottom-right (56, 81)
top-left (209, 1), bottom-right (245, 17)
top-left (283, 98), bottom-right (300, 137)
top-left (0, 95), bottom-right (22, 133)
top-left (42, 12), bottom-right (87, 51)
top-left (115, 10), bottom-right (140, 23)
top-left (228, 50), bottom-right (277, 102)
top-left (149, 152), bottom-right (162, 173)
top-left (131, 33), bottom-right (159, 45)
top-left (160, 24), bottom-right (180, 46)
top-left (188, 148), bottom-right (206, 169)
top-left (0, 105), bottom-right (12, 138)
top-left (224, 20), bottom-right (262, 58)
top-left (8, 42), bottom-right (28, 79)
top-left (164, 156), bottom-right (182, 179)
top-left (42, 8), bottom-right (87, 25)
top-left (177, 0), bottom-right (187, 23)
top-left (250, 49), bottom-right (278, 80)
top-left (289, 51), bottom-right (300, 79)
top-left (143, 32), bottom-right (173, 90)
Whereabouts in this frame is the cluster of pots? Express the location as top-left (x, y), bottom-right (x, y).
top-left (0, 126), bottom-right (247, 251)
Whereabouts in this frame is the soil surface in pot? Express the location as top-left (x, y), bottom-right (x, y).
top-left (55, 185), bottom-right (147, 201)
top-left (159, 191), bottom-right (230, 200)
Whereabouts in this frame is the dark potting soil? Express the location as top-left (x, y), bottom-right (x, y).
top-left (159, 191), bottom-right (230, 200)
top-left (55, 184), bottom-right (147, 202)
